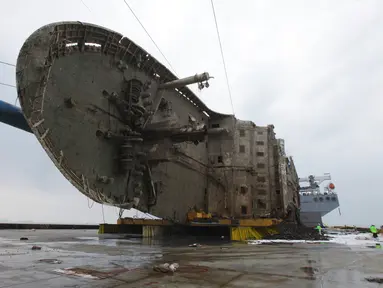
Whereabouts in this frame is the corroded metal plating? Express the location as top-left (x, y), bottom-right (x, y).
top-left (16, 22), bottom-right (222, 210)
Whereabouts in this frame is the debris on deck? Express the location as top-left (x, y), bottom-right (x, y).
top-left (365, 277), bottom-right (383, 284)
top-left (263, 223), bottom-right (329, 241)
top-left (153, 263), bottom-right (179, 273)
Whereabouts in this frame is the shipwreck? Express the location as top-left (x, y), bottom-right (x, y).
top-left (12, 21), bottom-right (300, 227)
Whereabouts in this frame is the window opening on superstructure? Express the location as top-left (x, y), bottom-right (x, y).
top-left (258, 189), bottom-right (267, 195)
top-left (257, 200), bottom-right (266, 209)
top-left (257, 176), bottom-right (266, 182)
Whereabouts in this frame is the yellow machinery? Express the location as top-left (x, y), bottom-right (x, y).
top-left (186, 209), bottom-right (212, 222)
top-left (231, 226), bottom-right (279, 241)
top-left (186, 209), bottom-right (282, 241)
top-left (98, 209), bottom-right (283, 242)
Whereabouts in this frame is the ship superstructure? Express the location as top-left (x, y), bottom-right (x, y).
top-left (299, 174), bottom-right (339, 227)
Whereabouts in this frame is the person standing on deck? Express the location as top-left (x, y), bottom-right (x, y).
top-left (370, 225), bottom-right (378, 238)
top-left (315, 224), bottom-right (322, 235)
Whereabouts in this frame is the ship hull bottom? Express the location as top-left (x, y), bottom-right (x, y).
top-left (300, 212), bottom-right (323, 227)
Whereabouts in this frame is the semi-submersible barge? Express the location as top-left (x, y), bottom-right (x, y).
top-left (0, 21), bottom-right (339, 236)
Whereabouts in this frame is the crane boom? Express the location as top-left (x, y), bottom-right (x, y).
top-left (299, 173), bottom-right (333, 194)
top-left (299, 173), bottom-right (331, 185)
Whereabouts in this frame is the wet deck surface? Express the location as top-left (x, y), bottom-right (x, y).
top-left (0, 230), bottom-right (382, 287)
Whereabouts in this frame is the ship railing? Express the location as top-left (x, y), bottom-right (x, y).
top-left (299, 192), bottom-right (337, 196)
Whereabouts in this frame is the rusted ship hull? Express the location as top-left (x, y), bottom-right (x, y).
top-left (16, 22), bottom-right (300, 223)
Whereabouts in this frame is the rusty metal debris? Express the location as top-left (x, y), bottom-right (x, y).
top-left (263, 223), bottom-right (329, 241)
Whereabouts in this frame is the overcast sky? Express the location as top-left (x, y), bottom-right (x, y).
top-left (0, 0), bottom-right (381, 226)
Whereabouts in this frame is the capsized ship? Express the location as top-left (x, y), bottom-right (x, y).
top-left (299, 174), bottom-right (339, 227)
top-left (3, 21), bottom-right (302, 225)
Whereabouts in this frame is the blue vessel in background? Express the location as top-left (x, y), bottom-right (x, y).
top-left (0, 100), bottom-right (31, 133)
top-left (299, 174), bottom-right (339, 227)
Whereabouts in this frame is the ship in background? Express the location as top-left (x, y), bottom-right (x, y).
top-left (299, 174), bottom-right (339, 227)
